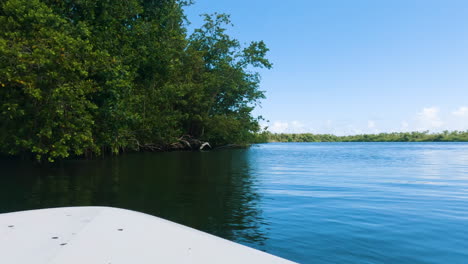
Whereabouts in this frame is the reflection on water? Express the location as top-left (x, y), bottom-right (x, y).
top-left (2, 143), bottom-right (468, 263)
top-left (0, 151), bottom-right (267, 246)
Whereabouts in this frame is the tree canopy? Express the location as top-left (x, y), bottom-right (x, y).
top-left (0, 0), bottom-right (271, 161)
top-left (255, 131), bottom-right (468, 143)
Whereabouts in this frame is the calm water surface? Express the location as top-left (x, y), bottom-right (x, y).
top-left (1, 143), bottom-right (468, 263)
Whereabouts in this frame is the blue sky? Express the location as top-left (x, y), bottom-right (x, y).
top-left (185, 0), bottom-right (468, 135)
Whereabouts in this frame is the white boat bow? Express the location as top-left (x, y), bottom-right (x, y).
top-left (0, 207), bottom-right (296, 264)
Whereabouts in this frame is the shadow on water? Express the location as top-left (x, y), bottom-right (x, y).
top-left (0, 150), bottom-right (268, 246)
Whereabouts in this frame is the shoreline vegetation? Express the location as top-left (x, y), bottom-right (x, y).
top-left (253, 131), bottom-right (468, 143)
top-left (0, 0), bottom-right (271, 162)
top-left (2, 2), bottom-right (466, 163)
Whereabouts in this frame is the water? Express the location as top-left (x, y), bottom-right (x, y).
top-left (1, 143), bottom-right (468, 263)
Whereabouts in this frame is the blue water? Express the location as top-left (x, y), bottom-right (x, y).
top-left (249, 143), bottom-right (468, 263)
top-left (1, 142), bottom-right (468, 263)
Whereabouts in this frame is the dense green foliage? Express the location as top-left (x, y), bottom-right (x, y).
top-left (0, 0), bottom-right (271, 161)
top-left (255, 131), bottom-right (468, 143)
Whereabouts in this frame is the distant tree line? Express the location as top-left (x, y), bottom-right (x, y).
top-left (0, 0), bottom-right (271, 161)
top-left (254, 131), bottom-right (468, 143)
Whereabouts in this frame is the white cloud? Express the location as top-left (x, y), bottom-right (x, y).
top-left (289, 120), bottom-right (309, 133)
top-left (415, 107), bottom-right (443, 130)
top-left (401, 121), bottom-right (409, 131)
top-left (291, 120), bottom-right (304, 130)
top-left (266, 106), bottom-right (468, 135)
top-left (351, 128), bottom-right (363, 135)
top-left (268, 120), bottom-right (310, 133)
top-left (452, 106), bottom-right (468, 117)
top-left (401, 106), bottom-right (468, 132)
top-left (269, 121), bottom-right (289, 133)
top-left (448, 106), bottom-right (468, 131)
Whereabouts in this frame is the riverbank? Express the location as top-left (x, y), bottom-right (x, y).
top-left (254, 131), bottom-right (468, 143)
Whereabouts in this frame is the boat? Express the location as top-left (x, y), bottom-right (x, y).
top-left (0, 207), bottom-right (296, 264)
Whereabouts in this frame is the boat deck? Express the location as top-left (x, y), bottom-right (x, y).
top-left (0, 207), bottom-right (295, 264)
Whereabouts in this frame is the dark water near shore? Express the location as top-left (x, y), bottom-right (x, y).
top-left (1, 143), bottom-right (468, 263)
